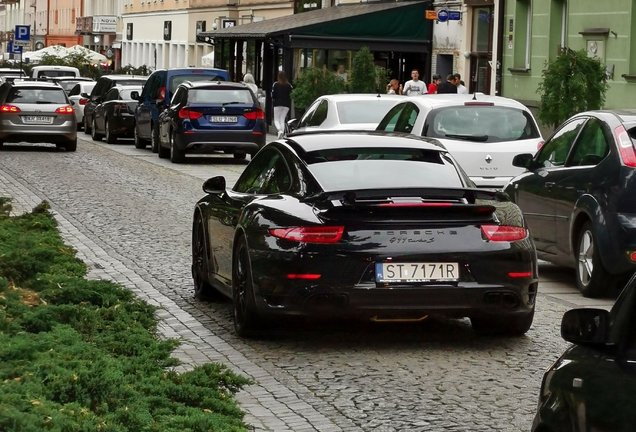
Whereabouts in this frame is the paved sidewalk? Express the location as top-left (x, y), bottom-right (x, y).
top-left (0, 167), bottom-right (354, 432)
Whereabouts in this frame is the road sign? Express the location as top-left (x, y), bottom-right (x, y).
top-left (8, 41), bottom-right (22, 54)
top-left (15, 25), bottom-right (30, 41)
top-left (13, 40), bottom-right (30, 47)
top-left (437, 9), bottom-right (449, 22)
top-left (449, 11), bottom-right (461, 20)
top-left (105, 48), bottom-right (114, 59)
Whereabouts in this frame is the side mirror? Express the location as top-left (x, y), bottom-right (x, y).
top-left (561, 308), bottom-right (610, 346)
top-left (287, 118), bottom-right (298, 132)
top-left (202, 176), bottom-right (226, 194)
top-left (512, 153), bottom-right (535, 170)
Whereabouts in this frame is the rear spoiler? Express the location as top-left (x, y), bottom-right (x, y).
top-left (303, 187), bottom-right (509, 205)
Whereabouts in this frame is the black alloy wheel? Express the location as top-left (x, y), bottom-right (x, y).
top-left (192, 214), bottom-right (223, 300)
top-left (133, 126), bottom-right (147, 149)
top-left (576, 221), bottom-right (609, 297)
top-left (169, 131), bottom-right (185, 163)
top-left (151, 124), bottom-right (159, 153)
top-left (83, 114), bottom-right (91, 134)
top-left (232, 236), bottom-right (261, 338)
top-left (105, 119), bottom-right (117, 144)
top-left (91, 118), bottom-right (102, 141)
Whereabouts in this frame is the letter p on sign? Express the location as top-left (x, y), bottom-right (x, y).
top-left (15, 25), bottom-right (30, 40)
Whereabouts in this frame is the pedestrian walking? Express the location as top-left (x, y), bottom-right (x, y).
top-left (242, 73), bottom-right (259, 97)
top-left (436, 74), bottom-right (458, 94)
top-left (386, 79), bottom-right (402, 95)
top-left (272, 71), bottom-right (293, 138)
top-left (403, 69), bottom-right (427, 96)
top-left (454, 73), bottom-right (469, 94)
top-left (428, 74), bottom-right (442, 94)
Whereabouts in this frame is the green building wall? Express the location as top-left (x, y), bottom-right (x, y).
top-left (502, 0), bottom-right (636, 115)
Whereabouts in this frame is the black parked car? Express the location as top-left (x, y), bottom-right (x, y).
top-left (192, 131), bottom-right (538, 337)
top-left (90, 85), bottom-right (142, 144)
top-left (532, 274), bottom-right (636, 432)
top-left (504, 110), bottom-right (636, 297)
top-left (83, 74), bottom-right (146, 135)
top-left (158, 81), bottom-right (266, 163)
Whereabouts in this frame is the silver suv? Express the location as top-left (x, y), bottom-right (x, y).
top-left (0, 81), bottom-right (77, 151)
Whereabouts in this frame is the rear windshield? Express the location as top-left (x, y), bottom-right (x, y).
top-left (304, 148), bottom-right (466, 191)
top-left (60, 81), bottom-right (79, 92)
top-left (0, 70), bottom-right (23, 77)
top-left (188, 88), bottom-right (253, 104)
top-left (336, 100), bottom-right (398, 124)
top-left (7, 88), bottom-right (67, 104)
top-left (36, 70), bottom-right (77, 78)
top-left (169, 74), bottom-right (226, 91)
top-left (423, 106), bottom-right (540, 143)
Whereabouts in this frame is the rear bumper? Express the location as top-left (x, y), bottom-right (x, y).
top-left (177, 130), bottom-right (266, 153)
top-left (0, 120), bottom-right (77, 143)
top-left (110, 115), bottom-right (135, 136)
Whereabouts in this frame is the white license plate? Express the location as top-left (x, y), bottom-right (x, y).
top-left (24, 116), bottom-right (53, 124)
top-left (376, 262), bottom-right (459, 283)
top-left (209, 116), bottom-right (238, 123)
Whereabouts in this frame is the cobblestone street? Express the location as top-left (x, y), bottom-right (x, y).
top-left (0, 137), bottom-right (615, 432)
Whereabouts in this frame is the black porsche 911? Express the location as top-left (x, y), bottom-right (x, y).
top-left (192, 131), bottom-right (538, 337)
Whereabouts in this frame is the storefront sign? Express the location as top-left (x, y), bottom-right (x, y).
top-left (93, 16), bottom-right (116, 34)
top-left (426, 10), bottom-right (438, 20)
top-left (449, 11), bottom-right (461, 20)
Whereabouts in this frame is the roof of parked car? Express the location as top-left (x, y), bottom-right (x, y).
top-left (315, 94), bottom-right (407, 102)
top-left (182, 81), bottom-right (249, 90)
top-left (99, 75), bottom-right (147, 80)
top-left (154, 67), bottom-right (228, 73)
top-left (285, 130), bottom-right (446, 153)
top-left (8, 81), bottom-right (63, 88)
top-left (404, 94), bottom-right (531, 111)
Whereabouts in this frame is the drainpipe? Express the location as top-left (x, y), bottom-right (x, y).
top-left (490, 0), bottom-right (504, 95)
top-left (46, 0), bottom-right (50, 46)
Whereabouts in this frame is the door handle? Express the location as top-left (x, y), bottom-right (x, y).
top-left (545, 182), bottom-right (555, 189)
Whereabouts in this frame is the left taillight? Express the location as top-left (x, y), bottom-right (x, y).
top-left (269, 226), bottom-right (344, 244)
top-left (79, 98), bottom-right (87, 105)
top-left (481, 225), bottom-right (528, 242)
top-left (244, 107), bottom-right (265, 120)
top-left (178, 107), bottom-right (203, 120)
top-left (0, 105), bottom-right (20, 113)
top-left (55, 106), bottom-right (74, 114)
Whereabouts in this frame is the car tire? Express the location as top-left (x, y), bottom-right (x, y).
top-left (133, 126), bottom-right (147, 149)
top-left (83, 114), bottom-right (91, 134)
top-left (192, 213), bottom-right (225, 301)
top-left (105, 119), bottom-right (117, 144)
top-left (169, 131), bottom-right (185, 163)
top-left (234, 151), bottom-right (246, 160)
top-left (232, 235), bottom-right (262, 338)
top-left (150, 123), bottom-right (159, 154)
top-left (471, 308), bottom-right (534, 336)
top-left (91, 119), bottom-right (102, 141)
top-left (64, 139), bottom-right (77, 152)
top-left (576, 221), bottom-right (610, 298)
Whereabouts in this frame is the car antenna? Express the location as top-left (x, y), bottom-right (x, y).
top-left (472, 91), bottom-right (477, 101)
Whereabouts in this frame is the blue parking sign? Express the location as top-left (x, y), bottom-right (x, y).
top-left (15, 25), bottom-right (30, 41)
top-left (8, 41), bottom-right (22, 54)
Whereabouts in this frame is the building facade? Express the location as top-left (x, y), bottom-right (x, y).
top-left (121, 0), bottom-right (293, 70)
top-left (43, 0), bottom-right (82, 47)
top-left (76, 0), bottom-right (123, 68)
top-left (502, 0), bottom-right (636, 111)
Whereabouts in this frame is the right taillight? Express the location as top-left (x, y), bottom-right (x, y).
top-left (481, 225), bottom-right (528, 242)
top-left (269, 226), bottom-right (344, 244)
top-left (178, 107), bottom-right (203, 120)
top-left (159, 87), bottom-right (166, 100)
top-left (537, 141), bottom-right (544, 151)
top-left (615, 125), bottom-right (636, 167)
top-left (244, 108), bottom-right (265, 120)
top-left (1, 105), bottom-right (20, 113)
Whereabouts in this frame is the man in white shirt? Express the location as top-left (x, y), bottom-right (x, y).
top-left (403, 69), bottom-right (427, 96)
top-left (454, 73), bottom-right (469, 94)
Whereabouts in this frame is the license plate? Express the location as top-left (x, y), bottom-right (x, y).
top-left (209, 116), bottom-right (238, 123)
top-left (376, 262), bottom-right (459, 283)
top-left (24, 116), bottom-right (53, 124)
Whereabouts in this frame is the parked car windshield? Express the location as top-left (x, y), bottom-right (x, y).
top-left (169, 74), bottom-right (226, 91)
top-left (188, 89), bottom-right (253, 104)
top-left (336, 100), bottom-right (398, 124)
top-left (424, 106), bottom-right (540, 143)
top-left (304, 147), bottom-right (465, 191)
top-left (7, 88), bottom-right (67, 104)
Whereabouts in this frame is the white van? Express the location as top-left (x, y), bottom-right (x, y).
top-left (31, 65), bottom-right (80, 79)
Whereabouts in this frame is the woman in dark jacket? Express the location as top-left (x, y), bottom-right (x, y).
top-left (271, 71), bottom-right (293, 138)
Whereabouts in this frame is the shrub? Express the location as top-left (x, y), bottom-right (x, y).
top-left (349, 46), bottom-right (377, 93)
top-left (291, 67), bottom-right (346, 110)
top-left (537, 48), bottom-right (609, 128)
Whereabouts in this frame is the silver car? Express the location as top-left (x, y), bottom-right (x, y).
top-left (68, 81), bottom-right (96, 129)
top-left (0, 81), bottom-right (77, 151)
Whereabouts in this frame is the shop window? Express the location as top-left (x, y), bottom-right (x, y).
top-left (512, 0), bottom-right (532, 71)
top-left (548, 0), bottom-right (566, 62)
top-left (471, 6), bottom-right (493, 53)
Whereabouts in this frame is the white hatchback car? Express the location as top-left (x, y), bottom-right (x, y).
top-left (68, 81), bottom-right (96, 129)
top-left (376, 94), bottom-right (543, 188)
top-left (289, 93), bottom-right (405, 134)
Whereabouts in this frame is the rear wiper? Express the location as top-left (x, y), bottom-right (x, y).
top-left (445, 133), bottom-right (489, 142)
top-left (221, 102), bottom-right (240, 107)
top-left (35, 101), bottom-right (54, 104)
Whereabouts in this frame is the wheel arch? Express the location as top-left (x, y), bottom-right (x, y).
top-left (192, 205), bottom-right (211, 262)
top-left (571, 194), bottom-right (614, 272)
